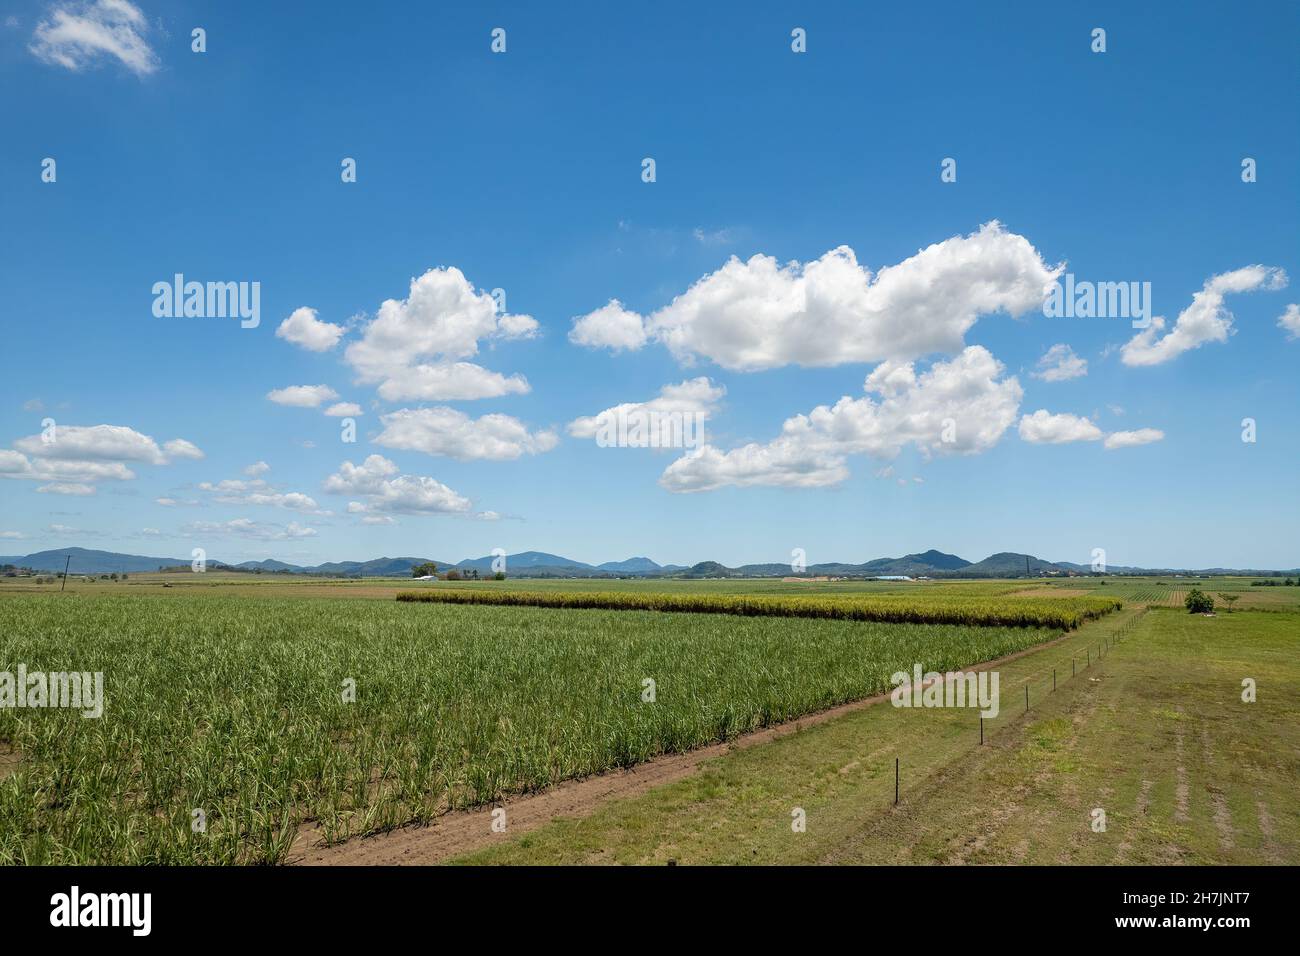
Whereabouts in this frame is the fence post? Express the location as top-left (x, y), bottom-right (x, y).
top-left (1025, 685), bottom-right (1029, 712)
top-left (980, 716), bottom-right (984, 745)
top-left (895, 757), bottom-right (899, 806)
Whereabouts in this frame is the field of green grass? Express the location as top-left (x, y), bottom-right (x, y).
top-left (1039, 575), bottom-right (1300, 610)
top-left (2, 574), bottom-right (1290, 866)
top-left (460, 605), bottom-right (1300, 865)
top-left (0, 589), bottom-right (1066, 864)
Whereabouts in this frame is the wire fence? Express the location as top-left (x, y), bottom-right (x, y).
top-left (895, 605), bottom-right (1149, 804)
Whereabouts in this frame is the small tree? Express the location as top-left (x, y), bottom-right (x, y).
top-left (1218, 593), bottom-right (1240, 613)
top-left (445, 569), bottom-right (462, 581)
top-left (1185, 588), bottom-right (1215, 614)
top-left (411, 562), bottom-right (438, 578)
top-left (493, 571), bottom-right (506, 581)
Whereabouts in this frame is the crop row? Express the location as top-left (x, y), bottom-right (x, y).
top-left (396, 588), bottom-right (1122, 629)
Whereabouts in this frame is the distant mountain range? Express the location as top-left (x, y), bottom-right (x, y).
top-left (3, 546), bottom-right (1297, 578)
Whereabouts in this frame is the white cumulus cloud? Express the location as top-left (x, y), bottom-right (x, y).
top-left (1031, 344), bottom-right (1087, 382)
top-left (323, 455), bottom-right (473, 516)
top-left (568, 377), bottom-right (725, 441)
top-left (3, 425), bottom-right (201, 495)
top-left (275, 307), bottom-right (345, 352)
top-left (266, 384), bottom-right (339, 408)
top-left (36, 482), bottom-right (96, 496)
top-left (659, 346), bottom-right (1021, 492)
top-left (198, 477), bottom-right (327, 514)
top-left (30, 0), bottom-right (159, 76)
top-left (374, 408), bottom-right (559, 461)
top-left (660, 442), bottom-right (850, 492)
top-left (182, 518), bottom-right (318, 541)
top-left (345, 267), bottom-right (537, 402)
top-left (568, 300), bottom-right (649, 352)
top-left (1, 452), bottom-right (134, 483)
top-left (1018, 410), bottom-right (1103, 444)
top-left (1277, 303), bottom-right (1300, 340)
top-left (324, 402), bottom-right (363, 417)
top-left (1104, 428), bottom-right (1165, 450)
top-left (571, 222), bottom-right (1061, 371)
top-left (14, 424), bottom-right (192, 464)
top-left (162, 438), bottom-right (205, 460)
top-left (366, 362), bottom-right (530, 402)
top-left (1121, 265), bottom-right (1287, 366)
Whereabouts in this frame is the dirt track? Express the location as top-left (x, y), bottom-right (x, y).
top-left (290, 632), bottom-right (1073, 866)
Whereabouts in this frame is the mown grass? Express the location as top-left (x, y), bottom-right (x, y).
top-left (0, 592), bottom-right (1064, 864)
top-left (397, 587), bottom-right (1122, 630)
top-left (459, 607), bottom-right (1300, 865)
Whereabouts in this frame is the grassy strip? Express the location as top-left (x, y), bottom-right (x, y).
top-left (397, 588), bottom-right (1122, 630)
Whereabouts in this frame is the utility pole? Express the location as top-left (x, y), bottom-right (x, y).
top-left (60, 554), bottom-right (70, 591)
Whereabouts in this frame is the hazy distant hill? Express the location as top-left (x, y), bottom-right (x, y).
top-left (317, 556), bottom-right (453, 576)
top-left (3, 546), bottom-right (1293, 578)
top-left (735, 550), bottom-right (972, 577)
top-left (734, 562), bottom-right (799, 576)
top-left (234, 559), bottom-right (302, 572)
top-left (962, 552), bottom-right (1063, 575)
top-left (897, 549), bottom-right (972, 571)
top-left (682, 561), bottom-right (737, 578)
top-left (456, 551), bottom-right (596, 572)
top-left (597, 557), bottom-right (662, 573)
top-left (0, 547), bottom-right (190, 574)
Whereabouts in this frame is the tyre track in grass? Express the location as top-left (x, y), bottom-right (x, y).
top-left (851, 653), bottom-right (1105, 867)
top-left (290, 630), bottom-right (1080, 866)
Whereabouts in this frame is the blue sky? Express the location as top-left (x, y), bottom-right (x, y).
top-left (1, 0), bottom-right (1297, 569)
